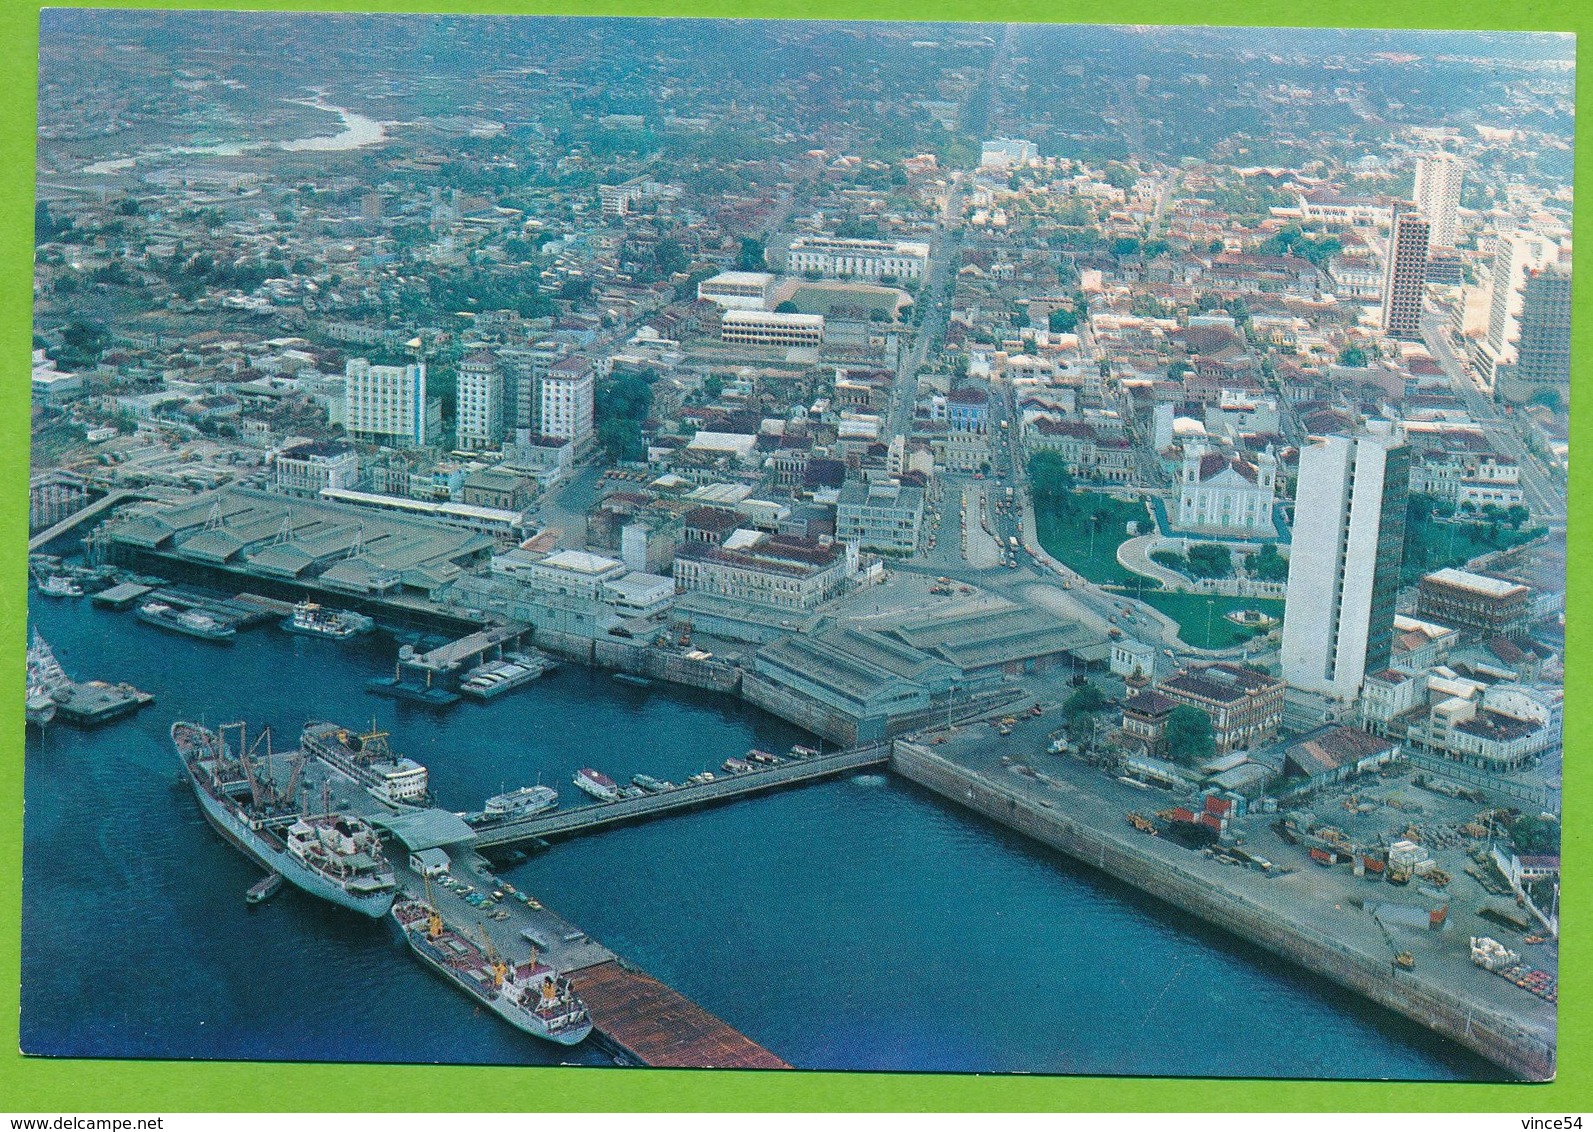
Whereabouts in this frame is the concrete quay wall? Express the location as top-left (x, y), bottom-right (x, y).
top-left (889, 741), bottom-right (1555, 1082)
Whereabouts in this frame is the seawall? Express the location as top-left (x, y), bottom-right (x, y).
top-left (889, 740), bottom-right (1556, 1082)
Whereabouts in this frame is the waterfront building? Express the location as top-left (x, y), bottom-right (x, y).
top-left (1280, 725), bottom-right (1397, 788)
top-left (697, 271), bottom-right (776, 311)
top-left (1281, 423), bottom-right (1410, 702)
top-left (539, 356), bottom-right (594, 446)
top-left (1412, 152), bottom-right (1464, 249)
top-left (1381, 212), bottom-right (1431, 341)
top-left (95, 486), bottom-right (495, 600)
top-left (270, 440), bottom-right (359, 499)
top-left (672, 531), bottom-right (858, 612)
top-left (451, 547), bottom-right (674, 639)
top-left (1416, 568), bottom-right (1534, 641)
top-left (1119, 688), bottom-right (1177, 759)
top-left (784, 236), bottom-right (929, 281)
top-left (834, 476), bottom-right (925, 555)
top-left (456, 352), bottom-right (505, 450)
top-left (1495, 263), bottom-right (1572, 406)
top-left (1156, 663), bottom-right (1285, 755)
top-left (719, 309), bottom-right (825, 348)
top-left (344, 358), bottom-right (435, 448)
top-left (1175, 445), bottom-right (1278, 536)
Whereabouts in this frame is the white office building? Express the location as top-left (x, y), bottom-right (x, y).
top-left (697, 271), bottom-right (775, 310)
top-left (1413, 152), bottom-right (1465, 249)
top-left (785, 236), bottom-right (929, 281)
top-left (343, 358), bottom-right (431, 448)
top-left (455, 352), bottom-right (504, 450)
top-left (1280, 423), bottom-right (1410, 702)
top-left (539, 356), bottom-right (594, 446)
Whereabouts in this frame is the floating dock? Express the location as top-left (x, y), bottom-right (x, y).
top-left (570, 960), bottom-right (790, 1069)
top-left (91, 581), bottom-right (154, 609)
top-left (54, 680), bottom-right (154, 725)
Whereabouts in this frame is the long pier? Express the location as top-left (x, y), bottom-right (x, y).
top-left (471, 745), bottom-right (891, 850)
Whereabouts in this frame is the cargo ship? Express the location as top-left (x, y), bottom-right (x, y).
top-left (281, 601), bottom-right (374, 640)
top-left (572, 768), bottom-right (620, 802)
top-left (138, 601), bottom-right (236, 641)
top-left (391, 900), bottom-right (592, 1046)
top-left (300, 721), bottom-right (430, 806)
top-left (173, 720), bottom-right (396, 918)
top-left (481, 785), bottom-right (559, 820)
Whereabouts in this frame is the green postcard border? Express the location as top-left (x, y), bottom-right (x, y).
top-left (1, 0), bottom-right (1585, 1113)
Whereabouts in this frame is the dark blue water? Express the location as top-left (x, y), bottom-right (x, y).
top-left (22, 593), bottom-right (1498, 1079)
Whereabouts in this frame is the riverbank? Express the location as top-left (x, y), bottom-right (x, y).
top-left (890, 740), bottom-right (1554, 1081)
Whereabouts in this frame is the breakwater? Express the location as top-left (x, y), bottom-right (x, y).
top-left (889, 740), bottom-right (1555, 1082)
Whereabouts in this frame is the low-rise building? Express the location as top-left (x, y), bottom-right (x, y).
top-left (270, 440), bottom-right (359, 499)
top-left (1417, 568), bottom-right (1534, 641)
top-left (672, 530), bottom-right (857, 612)
top-left (720, 309), bottom-right (825, 348)
top-left (835, 476), bottom-right (925, 555)
top-left (1157, 663), bottom-right (1286, 755)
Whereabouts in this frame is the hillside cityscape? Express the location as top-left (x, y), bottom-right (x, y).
top-left (26, 13), bottom-right (1569, 1080)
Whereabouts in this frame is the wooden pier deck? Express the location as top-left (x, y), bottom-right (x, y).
top-left (571, 960), bottom-right (789, 1069)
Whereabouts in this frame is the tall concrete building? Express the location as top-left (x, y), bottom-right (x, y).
top-left (1413, 152), bottom-right (1465, 249)
top-left (1479, 230), bottom-right (1558, 389)
top-left (343, 358), bottom-right (431, 448)
top-left (1281, 423), bottom-right (1410, 702)
top-left (1496, 263), bottom-right (1572, 406)
top-left (1381, 212), bottom-right (1431, 341)
top-left (455, 352), bottom-right (505, 450)
top-left (539, 355), bottom-right (595, 446)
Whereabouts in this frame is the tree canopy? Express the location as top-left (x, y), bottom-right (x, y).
top-left (1165, 706), bottom-right (1216, 766)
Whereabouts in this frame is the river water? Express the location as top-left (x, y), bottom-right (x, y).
top-left (20, 593), bottom-right (1498, 1079)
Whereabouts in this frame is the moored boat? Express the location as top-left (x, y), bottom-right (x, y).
top-left (281, 601), bottom-right (374, 640)
top-left (138, 601), bottom-right (235, 641)
top-left (481, 785), bottom-right (559, 820)
top-left (391, 899), bottom-right (592, 1046)
top-left (572, 768), bottom-right (619, 802)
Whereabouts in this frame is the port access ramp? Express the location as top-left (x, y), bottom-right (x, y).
top-left (471, 744), bottom-right (890, 849)
top-left (405, 623), bottom-right (529, 673)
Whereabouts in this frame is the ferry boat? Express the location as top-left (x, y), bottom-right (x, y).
top-left (631, 774), bottom-right (673, 793)
top-left (391, 900), bottom-right (592, 1046)
top-left (789, 744), bottom-right (820, 759)
top-left (172, 721), bottom-right (396, 918)
top-left (137, 601), bottom-right (236, 642)
top-left (481, 785), bottom-right (559, 821)
top-left (745, 749), bottom-right (780, 766)
top-left (300, 721), bottom-right (430, 806)
top-left (572, 768), bottom-right (620, 802)
top-left (281, 601), bottom-right (374, 641)
top-left (721, 757), bottom-right (753, 775)
top-left (459, 651), bottom-right (556, 700)
top-left (37, 575), bottom-right (84, 598)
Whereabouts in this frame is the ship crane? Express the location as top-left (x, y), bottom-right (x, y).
top-left (281, 752), bottom-right (306, 814)
top-left (474, 923), bottom-right (510, 990)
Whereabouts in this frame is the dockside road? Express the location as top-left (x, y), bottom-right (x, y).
top-left (890, 736), bottom-right (1556, 1082)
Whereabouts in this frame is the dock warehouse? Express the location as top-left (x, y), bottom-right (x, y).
top-left (93, 486), bottom-right (496, 601)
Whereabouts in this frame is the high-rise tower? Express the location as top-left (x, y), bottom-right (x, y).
top-left (1413, 152), bottom-right (1464, 249)
top-left (1381, 212), bottom-right (1431, 342)
top-left (1280, 423), bottom-right (1410, 702)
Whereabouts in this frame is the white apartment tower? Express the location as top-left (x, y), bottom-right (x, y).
top-left (539, 356), bottom-right (595, 446)
top-left (343, 358), bottom-right (430, 448)
top-left (1280, 423), bottom-right (1410, 702)
top-left (1413, 152), bottom-right (1465, 249)
top-left (455, 352), bottom-right (505, 450)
